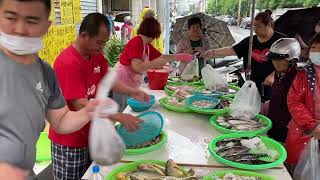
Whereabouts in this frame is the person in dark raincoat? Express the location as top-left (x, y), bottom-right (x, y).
top-left (266, 38), bottom-right (301, 143)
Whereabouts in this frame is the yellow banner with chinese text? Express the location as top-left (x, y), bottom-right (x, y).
top-left (39, 24), bottom-right (76, 66)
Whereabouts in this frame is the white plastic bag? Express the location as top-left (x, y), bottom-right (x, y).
top-left (294, 138), bottom-right (320, 180)
top-left (230, 80), bottom-right (261, 119)
top-left (201, 64), bottom-right (228, 92)
top-left (89, 67), bottom-right (126, 166)
top-left (181, 58), bottom-right (199, 81)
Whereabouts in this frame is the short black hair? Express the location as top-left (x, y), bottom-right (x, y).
top-left (309, 33), bottom-right (320, 46)
top-left (255, 12), bottom-right (273, 26)
top-left (188, 17), bottom-right (202, 29)
top-left (264, 9), bottom-right (272, 16)
top-left (79, 13), bottom-right (110, 37)
top-left (0, 0), bottom-right (51, 14)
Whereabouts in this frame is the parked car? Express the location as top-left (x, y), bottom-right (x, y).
top-left (240, 17), bottom-right (251, 29)
top-left (228, 17), bottom-right (237, 26)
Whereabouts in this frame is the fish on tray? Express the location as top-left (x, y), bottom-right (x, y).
top-left (167, 97), bottom-right (185, 107)
top-left (173, 89), bottom-right (193, 101)
top-left (168, 76), bottom-right (200, 83)
top-left (213, 172), bottom-right (262, 180)
top-left (127, 134), bottom-right (163, 149)
top-left (215, 137), bottom-right (278, 165)
top-left (191, 100), bottom-right (216, 109)
top-left (116, 160), bottom-right (198, 180)
top-left (216, 116), bottom-right (266, 131)
top-left (167, 85), bottom-right (196, 92)
top-left (216, 99), bottom-right (232, 109)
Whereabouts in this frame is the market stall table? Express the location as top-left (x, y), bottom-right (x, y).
top-left (82, 89), bottom-right (292, 180)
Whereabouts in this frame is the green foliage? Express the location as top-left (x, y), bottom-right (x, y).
top-left (103, 37), bottom-right (125, 67)
top-left (303, 0), bottom-right (320, 7)
top-left (208, 0), bottom-right (320, 17)
top-left (256, 0), bottom-right (319, 9)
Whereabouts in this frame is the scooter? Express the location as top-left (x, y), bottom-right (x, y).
top-left (170, 55), bottom-right (245, 87)
top-left (207, 56), bottom-right (245, 87)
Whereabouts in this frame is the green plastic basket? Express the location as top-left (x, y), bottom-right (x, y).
top-left (195, 84), bottom-right (240, 99)
top-left (125, 131), bottom-right (167, 155)
top-left (210, 110), bottom-right (272, 135)
top-left (222, 84), bottom-right (240, 99)
top-left (164, 85), bottom-right (203, 96)
top-left (202, 170), bottom-right (275, 180)
top-left (159, 97), bottom-right (192, 113)
top-left (36, 132), bottom-right (51, 162)
top-left (167, 76), bottom-right (204, 86)
top-left (208, 134), bottom-right (287, 170)
top-left (106, 160), bottom-right (165, 180)
top-left (106, 160), bottom-right (188, 180)
top-left (185, 96), bottom-right (230, 115)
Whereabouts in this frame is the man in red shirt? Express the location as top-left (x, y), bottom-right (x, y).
top-left (49, 13), bottom-right (148, 180)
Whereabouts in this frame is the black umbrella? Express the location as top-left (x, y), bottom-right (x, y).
top-left (171, 13), bottom-right (235, 49)
top-left (274, 7), bottom-right (320, 45)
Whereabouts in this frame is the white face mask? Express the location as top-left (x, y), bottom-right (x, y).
top-left (0, 32), bottom-right (44, 55)
top-left (310, 52), bottom-right (320, 66)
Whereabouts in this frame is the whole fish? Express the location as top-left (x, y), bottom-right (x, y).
top-left (217, 146), bottom-right (250, 157)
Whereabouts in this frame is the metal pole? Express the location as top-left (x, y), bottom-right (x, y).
top-left (164, 0), bottom-right (170, 54)
top-left (237, 0), bottom-right (242, 26)
top-left (246, 0), bottom-right (255, 80)
top-left (215, 0), bottom-right (218, 16)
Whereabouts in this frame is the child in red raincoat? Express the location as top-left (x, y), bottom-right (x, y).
top-left (286, 33), bottom-right (320, 173)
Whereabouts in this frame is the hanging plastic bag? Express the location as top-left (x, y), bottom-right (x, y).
top-left (181, 58), bottom-right (199, 81)
top-left (89, 67), bottom-right (126, 166)
top-left (293, 138), bottom-right (320, 180)
top-left (201, 64), bottom-right (228, 92)
top-left (230, 80), bottom-right (261, 119)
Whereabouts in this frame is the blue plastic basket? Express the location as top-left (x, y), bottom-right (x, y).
top-left (117, 111), bottom-right (164, 147)
top-left (186, 95), bottom-right (220, 109)
top-left (127, 95), bottom-right (156, 112)
top-left (192, 91), bottom-right (224, 98)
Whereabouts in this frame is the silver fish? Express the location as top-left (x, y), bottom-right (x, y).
top-left (225, 120), bottom-right (259, 126)
top-left (231, 124), bottom-right (262, 131)
top-left (217, 146), bottom-right (250, 157)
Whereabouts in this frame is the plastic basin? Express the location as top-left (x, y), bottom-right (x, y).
top-left (127, 94), bottom-right (155, 112)
top-left (147, 70), bottom-right (169, 90)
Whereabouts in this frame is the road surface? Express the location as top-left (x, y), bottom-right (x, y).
top-left (228, 25), bottom-right (251, 44)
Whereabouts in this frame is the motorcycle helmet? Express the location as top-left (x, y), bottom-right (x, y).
top-left (267, 38), bottom-right (301, 62)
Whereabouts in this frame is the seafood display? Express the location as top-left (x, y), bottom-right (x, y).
top-left (191, 100), bottom-right (216, 109)
top-left (216, 99), bottom-right (232, 109)
top-left (127, 134), bottom-right (163, 149)
top-left (167, 85), bottom-right (197, 93)
top-left (116, 160), bottom-right (198, 180)
top-left (181, 75), bottom-right (201, 82)
top-left (173, 89), bottom-right (193, 101)
top-left (168, 76), bottom-right (201, 83)
top-left (216, 116), bottom-right (266, 131)
top-left (167, 97), bottom-right (186, 107)
top-left (215, 137), bottom-right (278, 165)
top-left (213, 173), bottom-right (262, 180)
top-left (197, 87), bottom-right (238, 97)
top-left (215, 85), bottom-right (230, 93)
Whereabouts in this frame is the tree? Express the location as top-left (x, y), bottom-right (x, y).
top-left (303, 0), bottom-right (319, 7)
top-left (207, 0), bottom-right (218, 15)
top-left (189, 4), bottom-right (196, 14)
